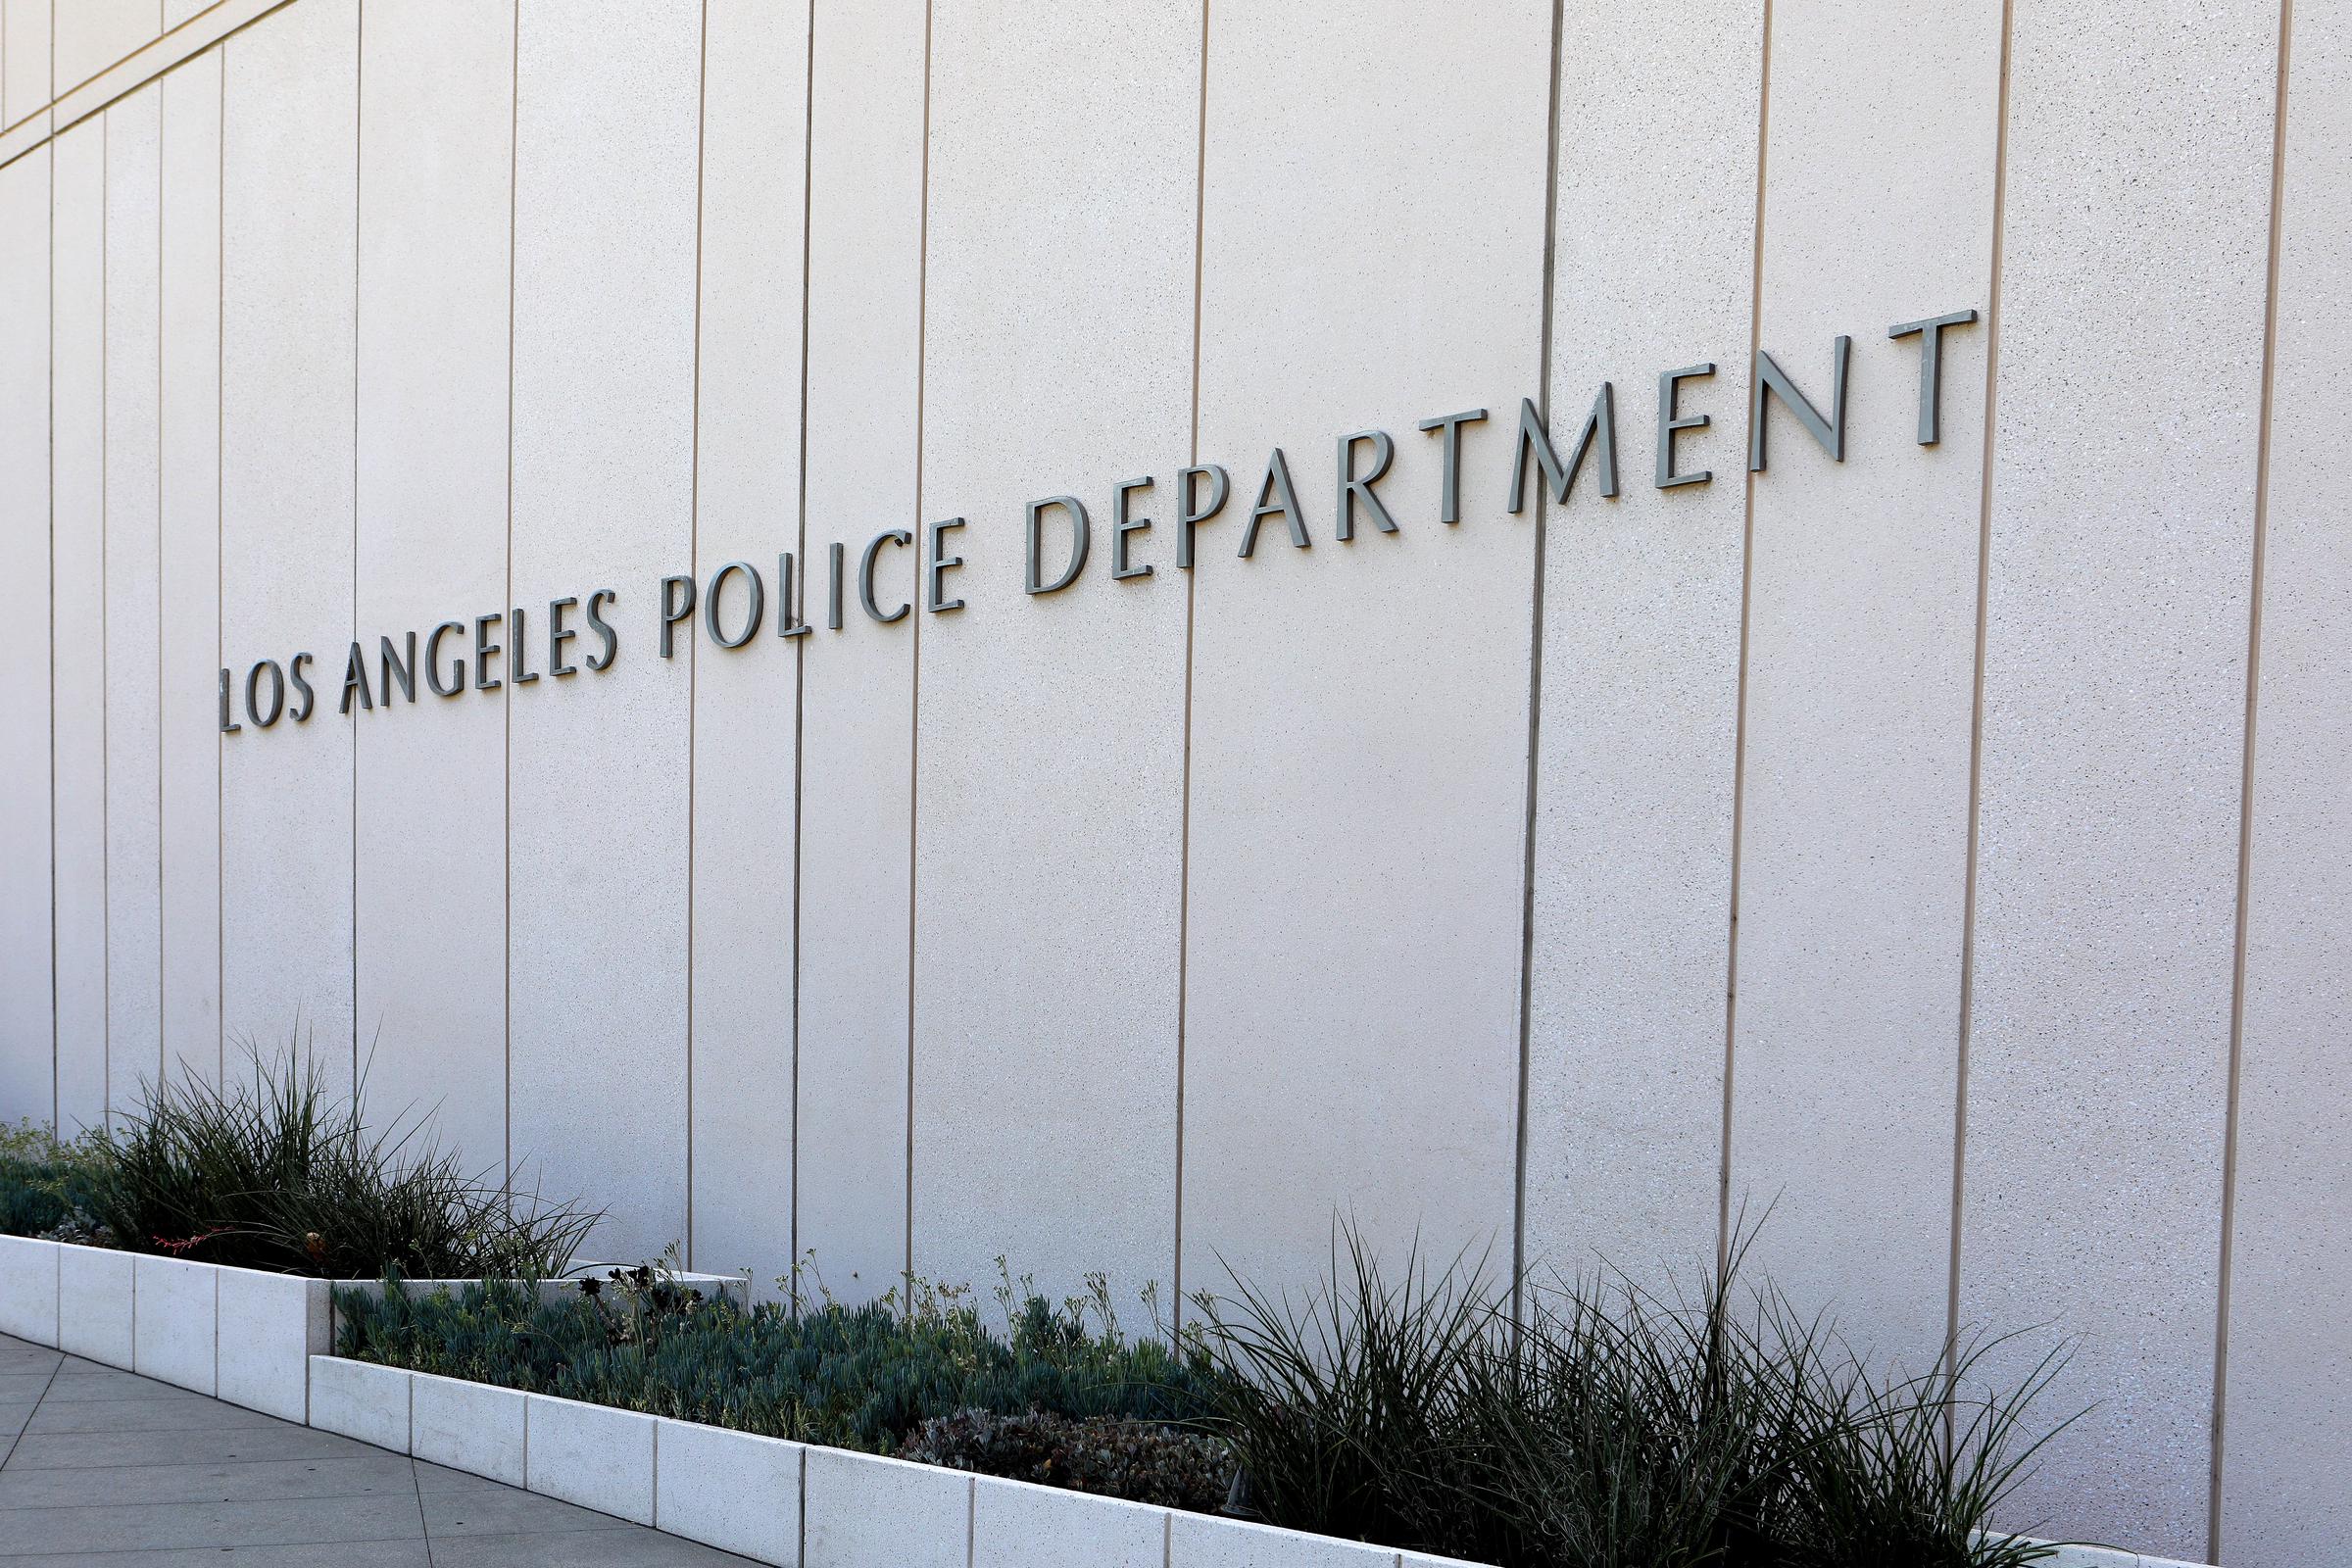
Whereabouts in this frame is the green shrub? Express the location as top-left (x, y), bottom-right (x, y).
top-left (903, 1407), bottom-right (1232, 1510)
top-left (335, 1261), bottom-right (1220, 1468)
top-left (1190, 1223), bottom-right (2069, 1568)
top-left (0, 1120), bottom-right (108, 1241)
top-left (73, 1041), bottom-right (596, 1279)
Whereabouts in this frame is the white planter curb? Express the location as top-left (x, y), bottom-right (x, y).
top-left (411, 1365), bottom-right (526, 1486)
top-left (0, 1235), bottom-right (2227, 1568)
top-left (309, 1353), bottom-right (411, 1451)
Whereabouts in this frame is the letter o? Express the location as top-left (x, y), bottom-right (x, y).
top-left (244, 661), bottom-right (286, 729)
top-left (706, 560), bottom-right (764, 649)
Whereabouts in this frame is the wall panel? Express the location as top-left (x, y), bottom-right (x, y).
top-left (103, 84), bottom-right (161, 1123)
top-left (508, 0), bottom-right (700, 1264)
top-left (2222, 5), bottom-right (2352, 1562)
top-left (1725, 0), bottom-right (2002, 1369)
top-left (1, 0), bottom-right (51, 130)
top-left (1958, 0), bottom-right (2278, 1553)
top-left (158, 46), bottom-right (220, 1088)
top-left (1180, 0), bottom-right (1548, 1301)
top-left (0, 145), bottom-right (52, 1126)
top-left (52, 119), bottom-right (107, 1136)
top-left (219, 0), bottom-right (357, 1080)
top-left (909, 0), bottom-right (1195, 1302)
top-left (354, 0), bottom-right (513, 1179)
top-left (685, 0), bottom-right (808, 1285)
top-left (794, 0), bottom-right (926, 1302)
top-left (1522, 0), bottom-right (1762, 1284)
top-left (54, 0), bottom-right (160, 98)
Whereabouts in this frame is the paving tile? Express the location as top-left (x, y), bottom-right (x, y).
top-left (0, 1539), bottom-right (431, 1566)
top-left (39, 1369), bottom-right (209, 1403)
top-left (5, 1424), bottom-right (383, 1470)
top-left (0, 1453), bottom-right (416, 1508)
top-left (425, 1527), bottom-right (760, 1565)
top-left (25, 1398), bottom-right (281, 1435)
top-left (0, 1490), bottom-right (426, 1554)
top-left (413, 1457), bottom-right (508, 1494)
top-left (0, 1377), bottom-right (54, 1404)
top-left (420, 1484), bottom-right (635, 1537)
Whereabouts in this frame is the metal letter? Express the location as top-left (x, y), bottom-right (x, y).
top-left (859, 529), bottom-right (912, 623)
top-left (1655, 364), bottom-right (1716, 489)
top-left (426, 620), bottom-right (467, 695)
top-left (218, 668), bottom-right (241, 733)
top-left (584, 589), bottom-right (618, 670)
top-left (244, 661), bottom-right (285, 728)
top-left (474, 613), bottom-right (504, 690)
top-left (548, 598), bottom-right (578, 676)
top-left (1888, 308), bottom-right (1978, 445)
top-left (1416, 408), bottom-right (1488, 524)
top-left (1176, 464), bottom-right (1229, 569)
top-left (706, 561), bottom-right (765, 647)
top-left (827, 542), bottom-right (845, 630)
top-left (926, 519), bottom-right (966, 612)
top-left (1336, 430), bottom-right (1398, 541)
top-left (288, 653), bottom-right (316, 722)
top-left (1239, 447), bottom-right (1309, 558)
top-left (776, 554), bottom-right (811, 637)
top-left (1025, 498), bottom-right (1090, 595)
top-left (379, 632), bottom-right (417, 704)
top-left (1508, 386), bottom-right (1619, 513)
top-left (1748, 336), bottom-right (1851, 471)
top-left (339, 643), bottom-right (374, 715)
top-left (510, 608), bottom-right (539, 683)
top-left (1111, 476), bottom-right (1153, 579)
top-left (660, 574), bottom-right (697, 659)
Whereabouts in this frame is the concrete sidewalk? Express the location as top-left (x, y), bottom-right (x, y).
top-left (0, 1333), bottom-right (758, 1564)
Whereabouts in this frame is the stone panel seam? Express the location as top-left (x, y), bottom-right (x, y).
top-left (788, 0), bottom-right (815, 1285)
top-left (1508, 0), bottom-right (1566, 1323)
top-left (349, 0), bottom-right (361, 1101)
top-left (1170, 0), bottom-right (1209, 1326)
top-left (101, 105), bottom-right (113, 1138)
top-left (683, 0), bottom-right (709, 1273)
top-left (1716, 0), bottom-right (1773, 1270)
top-left (0, 0), bottom-right (301, 174)
top-left (501, 0), bottom-right (518, 1198)
top-left (904, 0), bottom-right (933, 1294)
top-left (1947, 0), bottom-right (2019, 1397)
top-left (2207, 1), bottom-right (2295, 1557)
top-left (155, 65), bottom-right (165, 1098)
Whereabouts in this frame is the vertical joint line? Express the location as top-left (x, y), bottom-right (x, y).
top-left (501, 0), bottom-right (518, 1199)
top-left (2210, 3), bottom-right (2293, 1556)
top-left (904, 0), bottom-right (934, 1298)
top-left (1171, 0), bottom-right (1209, 1333)
top-left (1948, 0), bottom-right (2017, 1408)
top-left (684, 0), bottom-right (710, 1273)
top-left (788, 0), bottom-right (815, 1288)
top-left (1718, 0), bottom-right (1775, 1276)
top-left (1510, 0), bottom-right (1565, 1331)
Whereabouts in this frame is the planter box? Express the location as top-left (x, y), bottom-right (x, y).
top-left (411, 1366), bottom-right (526, 1486)
top-left (131, 1254), bottom-right (218, 1394)
top-left (309, 1354), bottom-right (411, 1451)
top-left (0, 1234), bottom-right (58, 1344)
top-left (804, 1446), bottom-right (971, 1568)
top-left (56, 1242), bottom-right (134, 1367)
top-left (655, 1416), bottom-right (803, 1563)
top-left (525, 1391), bottom-right (657, 1525)
top-left (0, 1236), bottom-right (2224, 1568)
top-left (1174, 1512), bottom-right (1398, 1566)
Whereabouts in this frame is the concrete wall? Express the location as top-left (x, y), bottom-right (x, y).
top-left (0, 1), bottom-right (2341, 1561)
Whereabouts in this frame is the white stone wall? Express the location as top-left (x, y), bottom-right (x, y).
top-left (0, 1), bottom-right (2342, 1562)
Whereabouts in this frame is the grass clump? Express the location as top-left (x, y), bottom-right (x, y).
top-left (1191, 1223), bottom-right (2070, 1568)
top-left (0, 1041), bottom-right (596, 1280)
top-left (0, 1120), bottom-right (107, 1241)
top-left (336, 1261), bottom-right (1222, 1507)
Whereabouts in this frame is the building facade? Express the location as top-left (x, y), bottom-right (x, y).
top-left (0, 1), bottom-right (2345, 1562)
